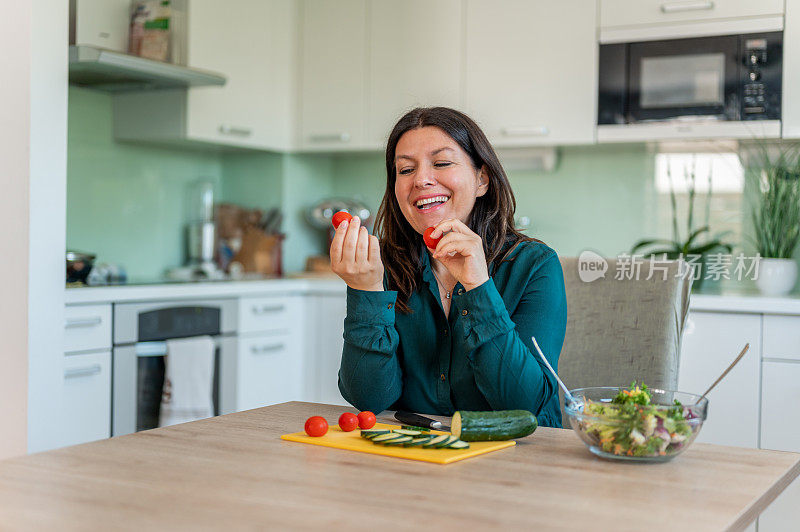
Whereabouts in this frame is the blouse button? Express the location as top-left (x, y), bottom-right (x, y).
top-left (461, 309), bottom-right (468, 316)
top-left (440, 373), bottom-right (446, 382)
top-left (457, 288), bottom-right (464, 295)
top-left (387, 303), bottom-right (393, 309)
top-left (443, 329), bottom-right (448, 336)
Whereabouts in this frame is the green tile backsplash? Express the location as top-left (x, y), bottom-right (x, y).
top-left (72, 87), bottom-right (795, 283)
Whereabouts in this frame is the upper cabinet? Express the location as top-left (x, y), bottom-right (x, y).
top-left (299, 0), bottom-right (368, 151)
top-left (600, 0), bottom-right (785, 29)
top-left (463, 0), bottom-right (597, 147)
top-left (366, 0), bottom-right (463, 148)
top-left (114, 0), bottom-right (296, 151)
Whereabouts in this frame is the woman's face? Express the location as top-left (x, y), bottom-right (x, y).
top-left (393, 126), bottom-right (488, 235)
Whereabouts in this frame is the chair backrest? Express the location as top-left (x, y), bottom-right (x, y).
top-left (557, 257), bottom-right (693, 424)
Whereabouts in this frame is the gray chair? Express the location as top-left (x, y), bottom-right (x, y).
top-left (556, 257), bottom-right (693, 424)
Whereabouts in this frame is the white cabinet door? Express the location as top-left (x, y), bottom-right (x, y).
top-left (306, 294), bottom-right (348, 406)
top-left (600, 0), bottom-right (784, 28)
top-left (464, 0), bottom-right (597, 147)
top-left (62, 351), bottom-right (111, 446)
top-left (186, 0), bottom-right (296, 151)
top-left (758, 476), bottom-right (800, 532)
top-left (678, 311), bottom-right (760, 448)
top-left (237, 332), bottom-right (304, 411)
top-left (761, 361), bottom-right (800, 452)
top-left (299, 0), bottom-right (367, 150)
top-left (72, 0), bottom-right (131, 52)
top-left (366, 0), bottom-right (463, 148)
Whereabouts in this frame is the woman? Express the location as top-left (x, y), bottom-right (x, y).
top-left (329, 107), bottom-right (567, 428)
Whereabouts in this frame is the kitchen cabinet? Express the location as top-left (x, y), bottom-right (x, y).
top-left (62, 351), bottom-right (112, 447)
top-left (600, 0), bottom-right (784, 29)
top-left (113, 0), bottom-right (296, 151)
top-left (70, 0), bottom-right (131, 53)
top-left (236, 294), bottom-right (305, 410)
top-left (305, 293), bottom-right (348, 406)
top-left (64, 304), bottom-right (112, 353)
top-left (761, 361), bottom-right (800, 452)
top-left (299, 0), bottom-right (368, 151)
top-left (677, 311), bottom-right (761, 448)
top-left (463, 0), bottom-right (597, 147)
top-left (237, 332), bottom-right (303, 410)
top-left (366, 0), bottom-right (463, 148)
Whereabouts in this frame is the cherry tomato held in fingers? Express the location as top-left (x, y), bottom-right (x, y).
top-left (357, 411), bottom-right (377, 430)
top-left (305, 416), bottom-right (328, 437)
top-left (423, 226), bottom-right (441, 249)
top-left (331, 211), bottom-right (353, 229)
top-left (338, 412), bottom-right (359, 432)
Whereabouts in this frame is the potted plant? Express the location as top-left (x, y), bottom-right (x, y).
top-left (631, 158), bottom-right (732, 289)
top-left (745, 143), bottom-right (800, 296)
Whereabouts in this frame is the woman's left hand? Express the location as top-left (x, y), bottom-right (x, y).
top-left (428, 219), bottom-right (490, 291)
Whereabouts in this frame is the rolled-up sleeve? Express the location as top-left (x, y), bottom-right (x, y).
top-left (338, 287), bottom-right (403, 413)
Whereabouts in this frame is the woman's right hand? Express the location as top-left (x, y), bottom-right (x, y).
top-left (330, 216), bottom-right (384, 291)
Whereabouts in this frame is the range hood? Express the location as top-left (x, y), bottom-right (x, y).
top-left (68, 45), bottom-right (226, 93)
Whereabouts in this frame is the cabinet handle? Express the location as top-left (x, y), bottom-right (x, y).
top-left (251, 304), bottom-right (285, 315)
top-left (65, 364), bottom-right (102, 379)
top-left (218, 124), bottom-right (253, 137)
top-left (308, 132), bottom-right (351, 143)
top-left (65, 317), bottom-right (102, 329)
top-left (250, 343), bottom-right (284, 354)
top-left (661, 1), bottom-right (714, 13)
top-left (501, 126), bottom-right (549, 137)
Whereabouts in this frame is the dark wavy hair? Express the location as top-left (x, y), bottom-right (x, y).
top-left (375, 107), bottom-right (532, 313)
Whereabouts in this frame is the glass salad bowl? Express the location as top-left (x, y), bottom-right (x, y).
top-left (564, 385), bottom-right (708, 463)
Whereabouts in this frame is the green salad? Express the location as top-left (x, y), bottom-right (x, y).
top-left (580, 382), bottom-right (695, 457)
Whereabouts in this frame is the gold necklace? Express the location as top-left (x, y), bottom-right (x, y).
top-left (431, 267), bottom-right (451, 299)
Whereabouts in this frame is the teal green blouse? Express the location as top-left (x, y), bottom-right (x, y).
top-left (337, 240), bottom-right (567, 428)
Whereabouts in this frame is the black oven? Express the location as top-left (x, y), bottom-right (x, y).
top-left (598, 32), bottom-right (782, 125)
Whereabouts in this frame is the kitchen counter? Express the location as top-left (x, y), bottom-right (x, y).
top-left (65, 276), bottom-right (346, 304)
top-left (691, 285), bottom-right (800, 315)
top-left (0, 402), bottom-right (797, 530)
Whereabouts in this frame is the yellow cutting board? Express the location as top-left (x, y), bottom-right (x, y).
top-left (281, 422), bottom-right (515, 464)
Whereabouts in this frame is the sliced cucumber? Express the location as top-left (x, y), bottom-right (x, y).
top-left (360, 430), bottom-right (390, 439)
top-left (403, 436), bottom-right (433, 447)
top-left (447, 440), bottom-right (470, 449)
top-left (393, 429), bottom-right (423, 436)
top-left (401, 425), bottom-right (431, 432)
top-left (451, 410), bottom-right (538, 442)
top-left (435, 435), bottom-right (458, 448)
top-left (381, 435), bottom-right (413, 446)
top-left (422, 435), bottom-right (450, 448)
top-left (371, 433), bottom-right (404, 443)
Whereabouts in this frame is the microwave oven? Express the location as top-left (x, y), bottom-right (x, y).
top-left (598, 32), bottom-right (782, 126)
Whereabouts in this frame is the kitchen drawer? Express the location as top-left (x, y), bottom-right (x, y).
top-left (600, 0), bottom-right (784, 29)
top-left (238, 296), bottom-right (299, 335)
top-left (62, 350), bottom-right (112, 446)
top-left (763, 315), bottom-right (800, 361)
top-left (761, 361), bottom-right (800, 452)
top-left (64, 304), bottom-right (112, 353)
top-left (236, 332), bottom-right (303, 411)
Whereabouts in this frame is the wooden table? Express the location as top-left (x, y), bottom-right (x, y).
top-left (0, 402), bottom-right (797, 531)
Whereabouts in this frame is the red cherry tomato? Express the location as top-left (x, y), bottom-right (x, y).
top-left (423, 226), bottom-right (441, 249)
top-left (357, 411), bottom-right (377, 430)
top-left (331, 211), bottom-right (353, 228)
top-left (304, 416), bottom-right (328, 437)
top-left (338, 412), bottom-right (359, 432)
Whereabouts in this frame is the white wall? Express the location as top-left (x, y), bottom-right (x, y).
top-left (0, 2), bottom-right (32, 458)
top-left (28, 0), bottom-right (68, 453)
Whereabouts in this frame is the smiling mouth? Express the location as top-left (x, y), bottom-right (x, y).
top-left (415, 195), bottom-right (450, 210)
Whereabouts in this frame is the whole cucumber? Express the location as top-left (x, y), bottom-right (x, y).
top-left (451, 410), bottom-right (537, 441)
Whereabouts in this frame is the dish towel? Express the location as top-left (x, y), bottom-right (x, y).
top-left (159, 335), bottom-right (215, 427)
